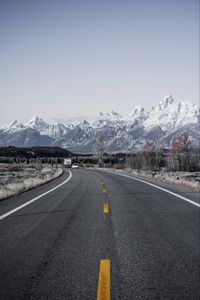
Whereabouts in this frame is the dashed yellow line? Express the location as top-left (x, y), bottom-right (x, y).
top-left (97, 259), bottom-right (110, 300)
top-left (101, 187), bottom-right (108, 194)
top-left (104, 203), bottom-right (109, 214)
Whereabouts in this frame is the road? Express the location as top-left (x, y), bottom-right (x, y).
top-left (0, 168), bottom-right (199, 299)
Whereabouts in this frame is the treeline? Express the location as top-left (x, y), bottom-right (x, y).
top-left (0, 146), bottom-right (199, 172)
top-left (74, 149), bottom-right (200, 172)
top-left (0, 146), bottom-right (72, 159)
top-left (72, 152), bottom-right (127, 166)
top-left (126, 148), bottom-right (200, 172)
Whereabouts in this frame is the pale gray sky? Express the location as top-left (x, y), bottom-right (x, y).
top-left (0, 0), bottom-right (199, 123)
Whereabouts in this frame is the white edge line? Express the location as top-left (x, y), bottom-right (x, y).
top-left (102, 170), bottom-right (200, 208)
top-left (0, 170), bottom-right (72, 221)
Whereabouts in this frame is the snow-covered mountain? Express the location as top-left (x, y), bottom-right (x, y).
top-left (144, 95), bottom-right (199, 131)
top-left (4, 120), bottom-right (26, 133)
top-left (0, 95), bottom-right (199, 152)
top-left (98, 110), bottom-right (122, 120)
top-left (25, 115), bottom-right (50, 134)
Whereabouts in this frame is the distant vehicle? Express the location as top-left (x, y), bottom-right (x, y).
top-left (64, 158), bottom-right (72, 168)
top-left (71, 163), bottom-right (79, 169)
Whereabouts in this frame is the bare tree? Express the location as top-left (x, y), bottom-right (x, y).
top-left (94, 132), bottom-right (105, 167)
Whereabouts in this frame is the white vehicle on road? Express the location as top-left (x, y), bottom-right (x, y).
top-left (71, 163), bottom-right (79, 169)
top-left (64, 158), bottom-right (72, 168)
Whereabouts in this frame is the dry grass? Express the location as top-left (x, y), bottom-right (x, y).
top-left (0, 168), bottom-right (63, 200)
top-left (7, 165), bottom-right (23, 172)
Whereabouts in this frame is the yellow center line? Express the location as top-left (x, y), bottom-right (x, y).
top-left (104, 203), bottom-right (109, 214)
top-left (97, 259), bottom-right (110, 300)
top-left (101, 187), bottom-right (108, 194)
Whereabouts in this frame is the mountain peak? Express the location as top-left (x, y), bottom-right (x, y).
top-left (98, 111), bottom-right (122, 120)
top-left (10, 120), bottom-right (19, 126)
top-left (144, 95), bottom-right (199, 131)
top-left (129, 105), bottom-right (146, 116)
top-left (10, 120), bottom-right (24, 128)
top-left (159, 95), bottom-right (174, 109)
top-left (6, 120), bottom-right (26, 132)
top-left (29, 115), bottom-right (43, 123)
top-left (26, 115), bottom-right (49, 133)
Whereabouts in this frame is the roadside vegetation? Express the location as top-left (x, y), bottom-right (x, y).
top-left (0, 142), bottom-right (199, 197)
top-left (0, 163), bottom-right (63, 200)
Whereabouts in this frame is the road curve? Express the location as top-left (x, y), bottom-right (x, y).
top-left (0, 168), bottom-right (199, 299)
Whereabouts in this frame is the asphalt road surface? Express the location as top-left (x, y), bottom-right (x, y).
top-left (0, 168), bottom-right (199, 299)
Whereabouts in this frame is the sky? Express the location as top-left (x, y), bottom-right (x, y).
top-left (0, 0), bottom-right (199, 124)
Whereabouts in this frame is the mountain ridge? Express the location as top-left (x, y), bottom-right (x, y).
top-left (1, 95), bottom-right (199, 153)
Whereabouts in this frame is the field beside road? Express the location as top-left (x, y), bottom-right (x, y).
top-left (0, 163), bottom-right (63, 200)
